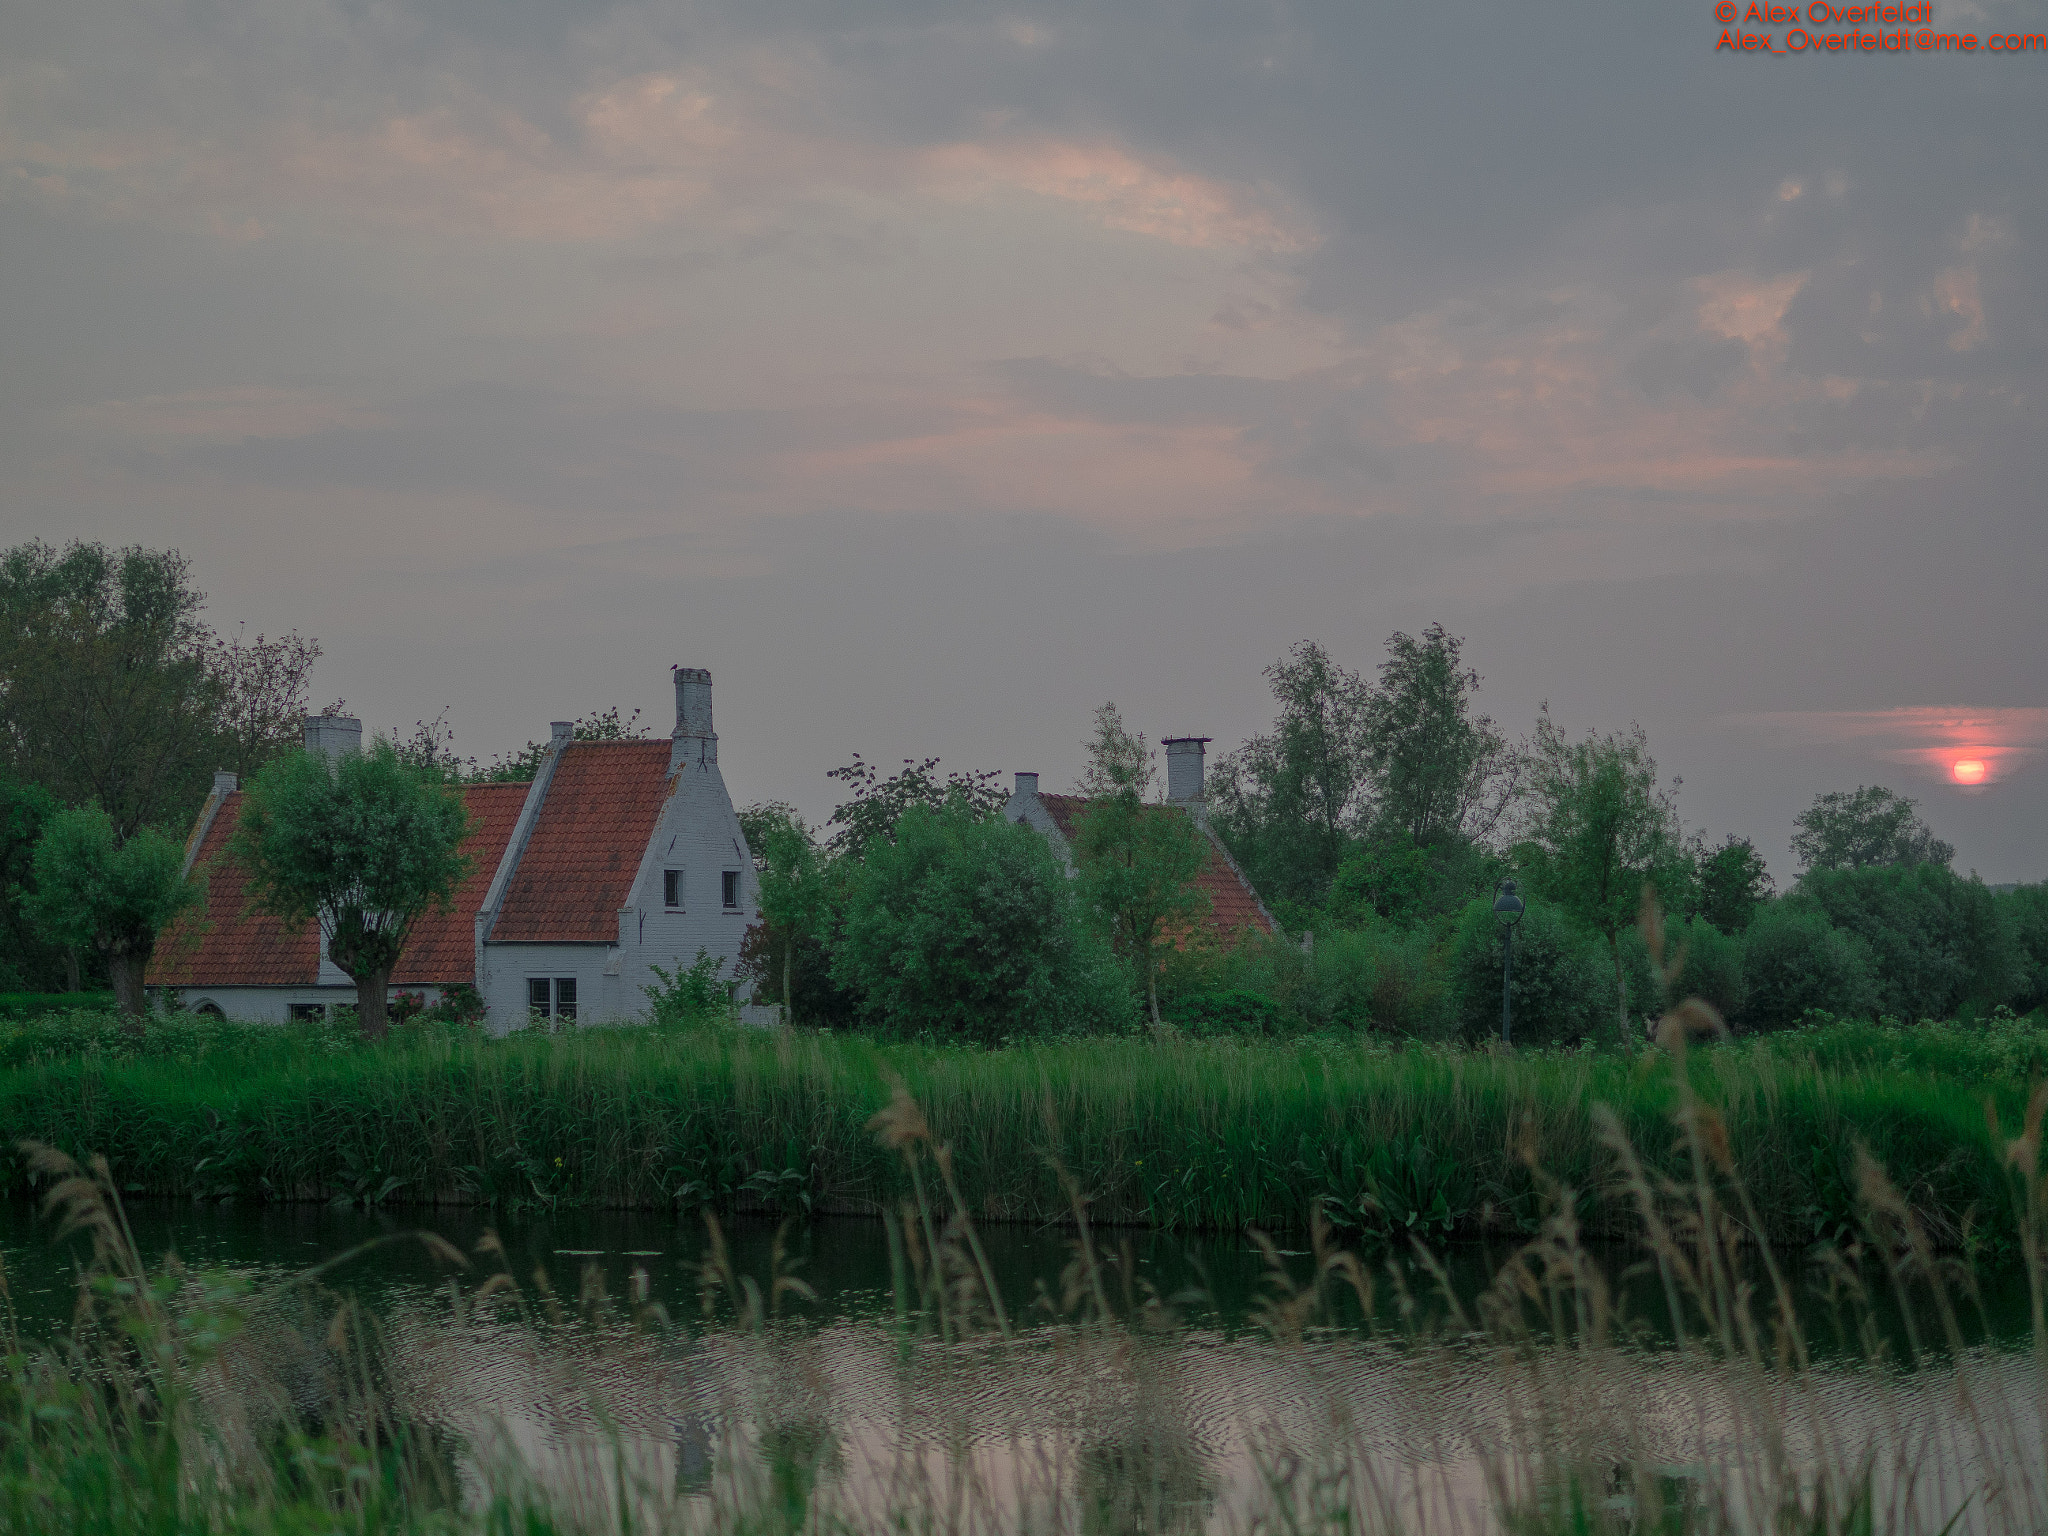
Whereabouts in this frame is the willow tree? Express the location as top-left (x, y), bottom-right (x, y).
top-left (27, 806), bottom-right (198, 1021)
top-left (235, 740), bottom-right (470, 1039)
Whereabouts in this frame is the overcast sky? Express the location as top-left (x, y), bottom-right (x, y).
top-left (4, 0), bottom-right (2044, 879)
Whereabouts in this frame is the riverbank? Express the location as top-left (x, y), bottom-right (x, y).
top-left (0, 1014), bottom-right (2037, 1246)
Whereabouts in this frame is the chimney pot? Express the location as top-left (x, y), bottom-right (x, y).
top-left (1162, 737), bottom-right (1210, 804)
top-left (1015, 771), bottom-right (1039, 797)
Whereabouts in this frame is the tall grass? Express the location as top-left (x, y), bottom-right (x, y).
top-left (1, 1014), bottom-right (2045, 1536)
top-left (0, 1013), bottom-right (2037, 1245)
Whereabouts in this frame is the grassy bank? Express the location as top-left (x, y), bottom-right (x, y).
top-left (0, 1014), bottom-right (2037, 1247)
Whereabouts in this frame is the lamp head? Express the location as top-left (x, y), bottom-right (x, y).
top-left (1492, 879), bottom-right (1525, 926)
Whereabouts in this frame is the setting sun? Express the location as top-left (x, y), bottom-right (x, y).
top-left (1953, 759), bottom-right (1988, 785)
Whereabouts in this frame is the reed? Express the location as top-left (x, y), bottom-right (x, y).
top-left (0, 1017), bottom-right (2044, 1536)
top-left (0, 1016), bottom-right (2035, 1246)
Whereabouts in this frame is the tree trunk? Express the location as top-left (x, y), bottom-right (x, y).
top-left (1146, 948), bottom-right (1163, 1031)
top-left (108, 950), bottom-right (149, 1033)
top-left (782, 941), bottom-right (793, 1027)
top-left (62, 949), bottom-right (81, 994)
top-left (1609, 932), bottom-right (1631, 1054)
top-left (356, 968), bottom-right (392, 1040)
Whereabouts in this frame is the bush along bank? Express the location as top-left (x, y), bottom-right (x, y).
top-left (0, 1020), bottom-right (2036, 1251)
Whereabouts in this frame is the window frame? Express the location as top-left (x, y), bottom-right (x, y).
top-left (721, 870), bottom-right (741, 911)
top-left (663, 868), bottom-right (683, 911)
top-left (555, 977), bottom-right (578, 1021)
top-left (528, 977), bottom-right (553, 1018)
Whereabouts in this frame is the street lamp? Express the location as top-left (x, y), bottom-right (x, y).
top-left (1492, 879), bottom-right (1525, 1045)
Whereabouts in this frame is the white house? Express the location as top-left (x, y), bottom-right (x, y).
top-left (148, 667), bottom-right (761, 1033)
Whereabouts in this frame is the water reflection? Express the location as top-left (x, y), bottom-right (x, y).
top-left (4, 1199), bottom-right (2044, 1533)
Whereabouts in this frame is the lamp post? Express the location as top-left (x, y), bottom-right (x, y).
top-left (1492, 879), bottom-right (1525, 1045)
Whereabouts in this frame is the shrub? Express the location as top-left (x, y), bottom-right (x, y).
top-left (1180, 925), bottom-right (1455, 1039)
top-left (1796, 863), bottom-right (2021, 1020)
top-left (1664, 918), bottom-right (1746, 1025)
top-left (1160, 988), bottom-right (1289, 1038)
top-left (834, 805), bottom-right (1134, 1043)
top-left (1450, 896), bottom-right (1613, 1047)
top-left (1996, 883), bottom-right (2048, 1015)
top-left (1739, 902), bottom-right (1879, 1031)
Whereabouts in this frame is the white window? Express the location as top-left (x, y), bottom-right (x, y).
top-left (664, 869), bottom-right (683, 910)
top-left (289, 1002), bottom-right (326, 1022)
top-left (528, 977), bottom-right (578, 1020)
top-left (722, 870), bottom-right (740, 910)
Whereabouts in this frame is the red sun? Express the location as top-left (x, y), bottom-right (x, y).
top-left (1952, 759), bottom-right (1988, 785)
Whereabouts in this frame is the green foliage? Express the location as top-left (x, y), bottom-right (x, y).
top-left (233, 739), bottom-right (472, 1038)
top-left (1209, 640), bottom-right (1372, 909)
top-left (1070, 786), bottom-right (1211, 1027)
top-left (1999, 882), bottom-right (2048, 1015)
top-left (0, 771), bottom-right (64, 990)
top-left (25, 807), bottom-right (198, 1018)
top-left (1327, 833), bottom-right (1501, 929)
top-left (1663, 917), bottom-right (1747, 1024)
top-left (1795, 863), bottom-right (2021, 1021)
top-left (1739, 901), bottom-right (1880, 1031)
top-left (834, 804), bottom-right (1131, 1043)
top-left (1159, 987), bottom-right (1289, 1038)
top-left (1450, 895), bottom-right (1606, 1046)
top-left (822, 752), bottom-right (1005, 856)
top-left (1190, 925), bottom-right (1455, 1038)
top-left (0, 1012), bottom-right (2034, 1249)
top-left (643, 950), bottom-right (737, 1028)
top-left (0, 540), bottom-right (319, 837)
top-left (1693, 834), bottom-right (1773, 933)
top-left (736, 803), bottom-right (846, 1024)
top-left (1791, 783), bottom-right (1953, 872)
top-left (1360, 623), bottom-right (1516, 848)
top-left (1518, 709), bottom-right (1684, 1043)
top-left (0, 992), bottom-right (116, 1019)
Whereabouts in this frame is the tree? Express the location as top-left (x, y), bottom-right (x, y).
top-left (207, 624), bottom-right (323, 782)
top-left (1791, 785), bottom-right (1953, 873)
top-left (832, 803), bottom-right (1122, 1043)
top-left (1362, 624), bottom-right (1516, 848)
top-left (823, 753), bottom-right (1005, 856)
top-left (1069, 704), bottom-right (1212, 1028)
top-left (737, 803), bottom-right (841, 1024)
top-left (0, 541), bottom-right (221, 837)
top-left (1739, 903), bottom-right (1879, 1030)
top-left (1795, 864), bottom-right (2021, 1021)
top-left (234, 740), bottom-right (472, 1039)
top-left (1209, 642), bottom-right (1372, 910)
top-left (0, 541), bottom-right (319, 832)
top-left (26, 806), bottom-right (199, 1020)
top-left (1518, 709), bottom-right (1684, 1046)
top-left (0, 772), bottom-right (64, 990)
top-left (1694, 835), bottom-right (1773, 933)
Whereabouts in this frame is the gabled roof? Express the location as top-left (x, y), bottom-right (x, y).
top-left (489, 740), bottom-right (675, 944)
top-left (1034, 793), bottom-right (1276, 942)
top-left (147, 781), bottom-right (530, 989)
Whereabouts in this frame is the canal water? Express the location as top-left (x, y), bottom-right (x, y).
top-left (2, 1199), bottom-right (2042, 1533)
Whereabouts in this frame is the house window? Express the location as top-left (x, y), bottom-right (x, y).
top-left (722, 870), bottom-right (740, 910)
top-left (288, 1002), bottom-right (326, 1022)
top-left (528, 977), bottom-right (579, 1020)
top-left (664, 869), bottom-right (683, 910)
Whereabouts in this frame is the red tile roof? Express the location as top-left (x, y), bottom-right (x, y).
top-left (394, 783), bottom-right (528, 984)
top-left (1034, 794), bottom-right (1275, 943)
top-left (148, 781), bottom-right (531, 989)
top-left (490, 740), bottom-right (674, 944)
top-left (149, 794), bottom-right (320, 987)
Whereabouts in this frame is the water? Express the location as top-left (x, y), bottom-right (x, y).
top-left (4, 1199), bottom-right (2043, 1533)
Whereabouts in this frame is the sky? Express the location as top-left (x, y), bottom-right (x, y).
top-left (3, 0), bottom-right (2045, 881)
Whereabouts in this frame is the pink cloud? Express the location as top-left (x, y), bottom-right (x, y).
top-left (1734, 707), bottom-right (2048, 788)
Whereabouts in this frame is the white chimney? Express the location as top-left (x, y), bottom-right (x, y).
top-left (213, 771), bottom-right (238, 795)
top-left (1014, 771), bottom-right (1039, 797)
top-left (304, 714), bottom-right (362, 765)
top-left (671, 666), bottom-right (716, 768)
top-left (551, 720), bottom-right (574, 744)
top-left (1163, 737), bottom-right (1210, 804)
